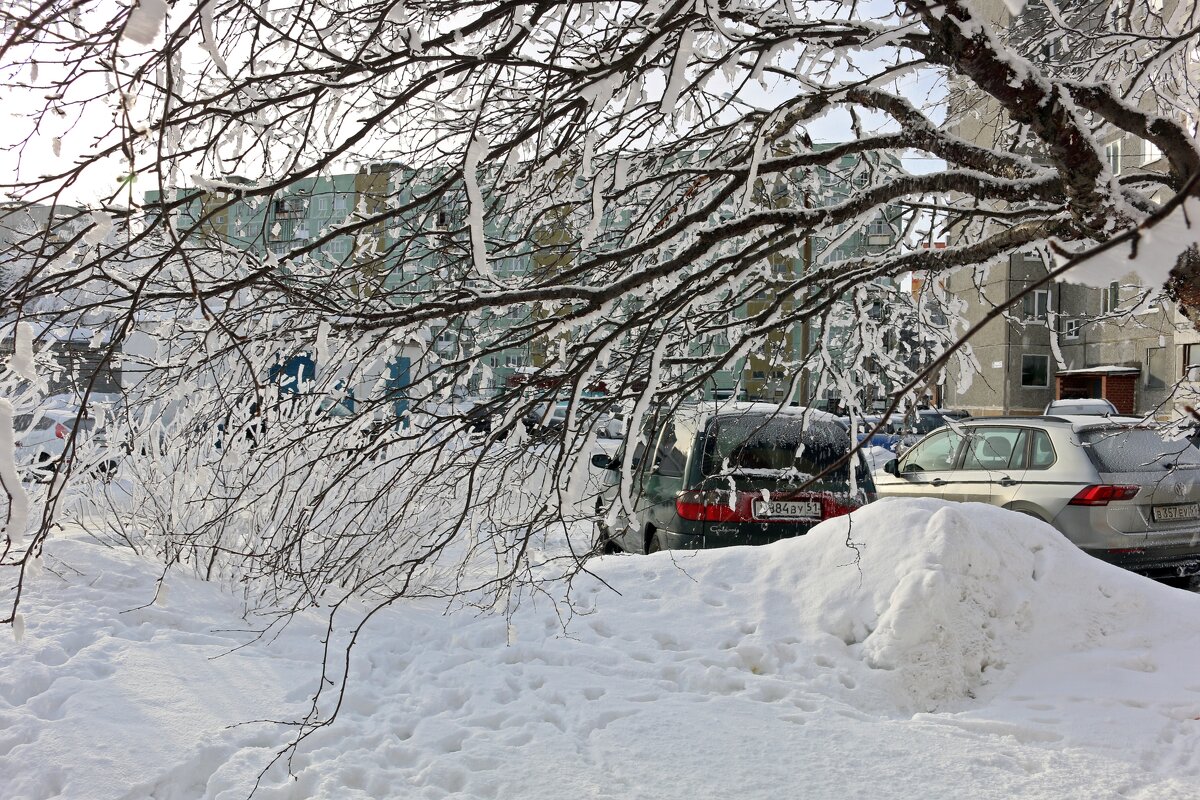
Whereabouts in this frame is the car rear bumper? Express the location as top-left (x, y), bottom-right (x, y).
top-left (1085, 545), bottom-right (1200, 578)
top-left (658, 525), bottom-right (815, 550)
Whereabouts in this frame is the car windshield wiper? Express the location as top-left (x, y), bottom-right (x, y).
top-left (1162, 462), bottom-right (1200, 469)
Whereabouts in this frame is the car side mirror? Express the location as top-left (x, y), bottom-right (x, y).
top-left (883, 458), bottom-right (899, 476)
top-left (591, 453), bottom-right (613, 469)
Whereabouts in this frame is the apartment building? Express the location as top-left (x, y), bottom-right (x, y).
top-left (144, 150), bottom-right (905, 404)
top-left (940, 250), bottom-right (1186, 416)
top-left (942, 0), bottom-right (1196, 419)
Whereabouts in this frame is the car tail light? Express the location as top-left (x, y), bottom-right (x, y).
top-left (675, 490), bottom-right (754, 522)
top-left (822, 497), bottom-right (859, 519)
top-left (675, 490), bottom-right (862, 522)
top-left (1068, 484), bottom-right (1140, 506)
top-left (54, 423), bottom-right (69, 439)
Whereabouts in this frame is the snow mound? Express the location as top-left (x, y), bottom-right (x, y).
top-left (587, 497), bottom-right (1165, 713)
top-left (821, 500), bottom-right (1098, 711)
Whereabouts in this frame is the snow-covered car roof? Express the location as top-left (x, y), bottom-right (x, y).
top-left (956, 415), bottom-right (1149, 432)
top-left (1044, 398), bottom-right (1119, 414)
top-left (665, 401), bottom-right (845, 429)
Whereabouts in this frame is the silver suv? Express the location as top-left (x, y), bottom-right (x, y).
top-left (874, 416), bottom-right (1200, 578)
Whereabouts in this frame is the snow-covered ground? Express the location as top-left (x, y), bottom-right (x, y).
top-left (4, 498), bottom-right (1200, 799)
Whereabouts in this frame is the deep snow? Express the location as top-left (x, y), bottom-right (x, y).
top-left (3, 498), bottom-right (1200, 799)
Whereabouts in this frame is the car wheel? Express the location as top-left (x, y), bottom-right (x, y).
top-left (592, 501), bottom-right (619, 555)
top-left (1007, 508), bottom-right (1046, 523)
top-left (592, 523), bottom-right (619, 555)
top-left (646, 531), bottom-right (663, 554)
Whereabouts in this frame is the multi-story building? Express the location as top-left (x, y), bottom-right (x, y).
top-left (144, 150), bottom-right (905, 404)
top-left (942, 0), bottom-right (1196, 419)
top-left (940, 250), bottom-right (1186, 416)
top-left (739, 150), bottom-right (906, 406)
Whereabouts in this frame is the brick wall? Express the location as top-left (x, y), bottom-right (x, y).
top-left (1105, 376), bottom-right (1136, 415)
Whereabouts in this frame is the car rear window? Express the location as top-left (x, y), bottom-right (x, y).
top-left (700, 416), bottom-right (850, 481)
top-left (13, 415), bottom-right (52, 432)
top-left (13, 414), bottom-right (94, 433)
top-left (1079, 427), bottom-right (1200, 473)
top-left (1049, 401), bottom-right (1115, 415)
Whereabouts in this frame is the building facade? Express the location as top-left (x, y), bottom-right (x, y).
top-left (145, 151), bottom-right (905, 404)
top-left (942, 0), bottom-right (1196, 419)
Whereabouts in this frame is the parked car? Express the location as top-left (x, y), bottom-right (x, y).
top-left (13, 395), bottom-right (121, 479)
top-left (523, 397), bottom-right (618, 439)
top-left (461, 395), bottom-right (517, 438)
top-left (1044, 398), bottom-right (1118, 416)
top-left (522, 400), bottom-right (569, 437)
top-left (890, 408), bottom-right (971, 454)
top-left (874, 415), bottom-right (1200, 578)
top-left (591, 403), bottom-right (875, 554)
top-left (853, 414), bottom-right (894, 449)
top-left (597, 409), bottom-right (626, 439)
top-left (853, 408), bottom-right (970, 454)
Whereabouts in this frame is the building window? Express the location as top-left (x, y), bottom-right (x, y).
top-left (312, 195), bottom-right (332, 213)
top-left (1101, 281), bottom-right (1120, 314)
top-left (1063, 318), bottom-right (1082, 339)
top-left (1022, 289), bottom-right (1050, 321)
top-left (333, 195), bottom-right (349, 213)
top-left (1021, 355), bottom-right (1049, 387)
top-left (1146, 347), bottom-right (1166, 389)
top-left (1105, 140), bottom-right (1122, 175)
top-left (1183, 344), bottom-right (1200, 381)
top-left (273, 197), bottom-right (305, 218)
top-left (1142, 140), bottom-right (1162, 166)
top-left (868, 217), bottom-right (888, 236)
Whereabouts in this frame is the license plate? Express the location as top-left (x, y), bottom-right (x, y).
top-left (753, 500), bottom-right (821, 520)
top-left (1153, 504), bottom-right (1200, 523)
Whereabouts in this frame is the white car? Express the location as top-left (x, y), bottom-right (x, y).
top-left (597, 411), bottom-right (625, 439)
top-left (13, 396), bottom-right (121, 479)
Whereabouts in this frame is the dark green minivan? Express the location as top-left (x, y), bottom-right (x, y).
top-left (591, 402), bottom-right (875, 554)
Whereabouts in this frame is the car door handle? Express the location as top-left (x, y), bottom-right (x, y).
top-left (931, 478), bottom-right (946, 486)
top-left (998, 477), bottom-right (1016, 487)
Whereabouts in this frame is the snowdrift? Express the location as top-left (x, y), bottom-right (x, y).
top-left (3, 498), bottom-right (1200, 800)
top-left (586, 497), bottom-right (1179, 714)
